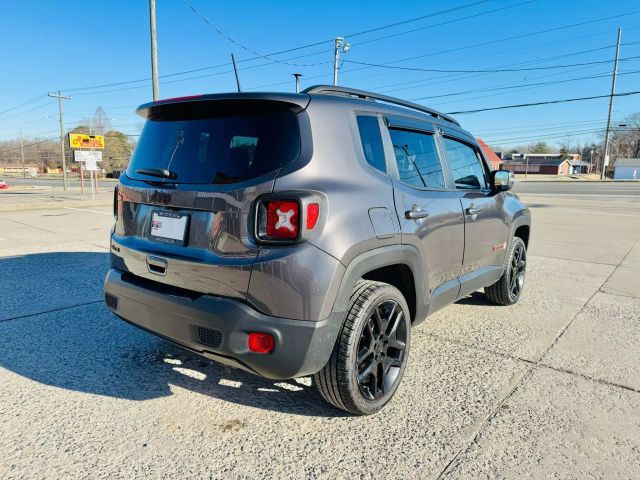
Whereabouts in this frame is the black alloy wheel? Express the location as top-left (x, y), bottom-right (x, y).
top-left (485, 236), bottom-right (527, 306)
top-left (356, 300), bottom-right (407, 401)
top-left (314, 280), bottom-right (411, 415)
top-left (509, 241), bottom-right (526, 301)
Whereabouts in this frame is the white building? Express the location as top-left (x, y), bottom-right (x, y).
top-left (613, 158), bottom-right (640, 180)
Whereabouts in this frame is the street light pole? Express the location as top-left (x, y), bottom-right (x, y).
top-left (149, 0), bottom-right (160, 101)
top-left (333, 37), bottom-right (350, 86)
top-left (48, 91), bottom-right (71, 191)
top-left (601, 27), bottom-right (622, 180)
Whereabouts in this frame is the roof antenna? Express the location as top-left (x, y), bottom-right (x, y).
top-left (231, 53), bottom-right (241, 92)
top-left (293, 73), bottom-right (302, 93)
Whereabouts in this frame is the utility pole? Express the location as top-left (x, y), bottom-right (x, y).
top-left (48, 91), bottom-right (71, 190)
top-left (293, 73), bottom-right (302, 93)
top-left (601, 27), bottom-right (622, 180)
top-left (230, 53), bottom-right (242, 92)
top-left (333, 37), bottom-right (350, 86)
top-left (149, 0), bottom-right (160, 101)
top-left (19, 129), bottom-right (26, 178)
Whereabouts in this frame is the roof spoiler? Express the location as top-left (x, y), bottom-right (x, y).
top-left (135, 92), bottom-right (310, 118)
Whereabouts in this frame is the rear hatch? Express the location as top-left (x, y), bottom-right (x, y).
top-left (112, 94), bottom-right (310, 300)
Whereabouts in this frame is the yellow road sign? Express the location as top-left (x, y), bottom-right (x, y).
top-left (69, 133), bottom-right (105, 149)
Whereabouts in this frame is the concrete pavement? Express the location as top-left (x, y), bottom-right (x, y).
top-left (1, 186), bottom-right (639, 479)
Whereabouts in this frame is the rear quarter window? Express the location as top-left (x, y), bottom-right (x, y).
top-left (356, 115), bottom-right (387, 173)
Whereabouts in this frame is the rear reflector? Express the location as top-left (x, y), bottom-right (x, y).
top-left (248, 332), bottom-right (275, 354)
top-left (306, 203), bottom-right (320, 230)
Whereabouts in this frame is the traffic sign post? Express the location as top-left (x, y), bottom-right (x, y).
top-left (73, 150), bottom-right (102, 198)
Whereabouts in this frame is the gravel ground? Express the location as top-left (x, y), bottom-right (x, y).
top-left (1, 188), bottom-right (640, 479)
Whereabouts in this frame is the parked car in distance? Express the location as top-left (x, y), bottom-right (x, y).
top-left (104, 85), bottom-right (531, 415)
top-left (0, 179), bottom-right (9, 189)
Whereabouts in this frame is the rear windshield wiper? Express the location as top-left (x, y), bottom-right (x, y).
top-left (135, 168), bottom-right (177, 180)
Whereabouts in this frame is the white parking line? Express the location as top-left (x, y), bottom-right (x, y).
top-left (64, 207), bottom-right (112, 215)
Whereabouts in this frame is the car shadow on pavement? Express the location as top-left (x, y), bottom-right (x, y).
top-left (455, 290), bottom-right (494, 306)
top-left (0, 252), bottom-right (346, 418)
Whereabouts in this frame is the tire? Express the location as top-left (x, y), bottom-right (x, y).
top-left (313, 280), bottom-right (411, 415)
top-left (485, 236), bottom-right (527, 306)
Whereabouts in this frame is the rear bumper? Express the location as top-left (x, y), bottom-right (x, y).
top-left (104, 268), bottom-right (344, 379)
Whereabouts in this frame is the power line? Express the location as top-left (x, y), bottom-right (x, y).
top-left (484, 124), bottom-right (612, 140)
top-left (426, 68), bottom-right (640, 108)
top-left (0, 95), bottom-right (46, 117)
top-left (344, 0), bottom-right (494, 38)
top-left (475, 117), bottom-right (622, 134)
top-left (249, 21), bottom-right (640, 91)
top-left (0, 101), bottom-right (54, 123)
top-left (350, 0), bottom-right (539, 47)
top-left (344, 54), bottom-right (640, 74)
top-left (58, 0), bottom-right (534, 95)
top-left (376, 41), bottom-right (622, 93)
top-left (484, 127), bottom-right (637, 145)
top-left (409, 51), bottom-right (638, 101)
top-left (0, 138), bottom-right (57, 153)
top-left (445, 90), bottom-right (640, 115)
top-left (321, 13), bottom-right (640, 87)
top-left (179, 0), bottom-right (327, 67)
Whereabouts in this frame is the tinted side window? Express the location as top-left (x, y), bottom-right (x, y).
top-left (356, 116), bottom-right (387, 173)
top-left (389, 128), bottom-right (445, 189)
top-left (442, 137), bottom-right (488, 189)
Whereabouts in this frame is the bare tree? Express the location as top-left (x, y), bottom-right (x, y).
top-left (81, 106), bottom-right (112, 135)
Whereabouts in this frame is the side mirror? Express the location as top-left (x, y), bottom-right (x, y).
top-left (491, 169), bottom-right (514, 192)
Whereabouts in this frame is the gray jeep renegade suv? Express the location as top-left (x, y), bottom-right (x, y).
top-left (104, 85), bottom-right (530, 415)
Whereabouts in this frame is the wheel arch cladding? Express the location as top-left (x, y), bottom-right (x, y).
top-left (514, 224), bottom-right (530, 247)
top-left (361, 265), bottom-right (416, 323)
top-left (332, 245), bottom-right (424, 324)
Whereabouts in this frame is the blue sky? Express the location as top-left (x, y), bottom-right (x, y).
top-left (1, 0), bottom-right (639, 149)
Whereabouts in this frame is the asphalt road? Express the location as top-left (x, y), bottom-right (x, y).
top-left (512, 181), bottom-right (640, 196)
top-left (2, 176), bottom-right (117, 188)
top-left (4, 176), bottom-right (640, 195)
top-left (1, 191), bottom-right (639, 478)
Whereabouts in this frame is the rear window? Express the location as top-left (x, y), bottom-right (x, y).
top-left (127, 106), bottom-right (301, 184)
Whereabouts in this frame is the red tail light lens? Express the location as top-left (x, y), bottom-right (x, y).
top-left (259, 200), bottom-right (300, 240)
top-left (248, 332), bottom-right (275, 353)
top-left (255, 196), bottom-right (321, 243)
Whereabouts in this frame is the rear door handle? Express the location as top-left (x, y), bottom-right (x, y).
top-left (405, 205), bottom-right (429, 220)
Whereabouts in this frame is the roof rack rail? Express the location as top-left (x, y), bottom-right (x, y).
top-left (302, 85), bottom-right (460, 126)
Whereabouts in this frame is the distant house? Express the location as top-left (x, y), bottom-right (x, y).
top-left (476, 138), bottom-right (503, 171)
top-left (0, 163), bottom-right (40, 175)
top-left (501, 153), bottom-right (585, 175)
top-left (613, 158), bottom-right (640, 180)
top-left (568, 160), bottom-right (593, 174)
